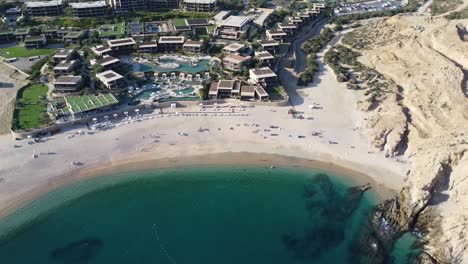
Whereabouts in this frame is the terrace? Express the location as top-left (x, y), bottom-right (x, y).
top-left (65, 93), bottom-right (119, 115)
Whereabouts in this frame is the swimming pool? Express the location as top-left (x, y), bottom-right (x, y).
top-left (139, 60), bottom-right (212, 74)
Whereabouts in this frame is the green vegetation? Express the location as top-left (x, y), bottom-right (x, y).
top-left (172, 19), bottom-right (187, 27)
top-left (65, 94), bottom-right (118, 114)
top-left (445, 6), bottom-right (468, 19)
top-left (99, 23), bottom-right (126, 38)
top-left (218, 0), bottom-right (244, 11)
top-left (324, 45), bottom-right (361, 83)
top-left (28, 57), bottom-right (48, 80)
top-left (13, 83), bottom-right (50, 131)
top-left (430, 0), bottom-right (463, 15)
top-left (0, 46), bottom-right (56, 58)
top-left (298, 28), bottom-right (334, 86)
top-left (249, 0), bottom-right (267, 8)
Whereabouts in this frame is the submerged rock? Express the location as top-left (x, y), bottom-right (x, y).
top-left (49, 237), bottom-right (103, 263)
top-left (283, 173), bottom-right (372, 261)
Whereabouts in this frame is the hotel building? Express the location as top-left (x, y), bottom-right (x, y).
top-left (25, 0), bottom-right (64, 17)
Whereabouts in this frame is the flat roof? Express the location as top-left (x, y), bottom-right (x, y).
top-left (183, 40), bottom-right (202, 47)
top-left (26, 0), bottom-right (63, 8)
top-left (184, 0), bottom-right (215, 3)
top-left (96, 70), bottom-right (123, 82)
top-left (241, 85), bottom-right (255, 96)
top-left (214, 11), bottom-right (231, 22)
top-left (209, 82), bottom-right (218, 95)
top-left (24, 35), bottom-right (46, 42)
top-left (221, 16), bottom-right (250, 28)
top-left (14, 28), bottom-right (30, 35)
top-left (224, 54), bottom-right (250, 64)
top-left (69, 1), bottom-right (107, 8)
top-left (258, 39), bottom-right (279, 46)
top-left (139, 41), bottom-right (158, 48)
top-left (255, 86), bottom-right (268, 97)
top-left (218, 80), bottom-right (235, 89)
top-left (186, 18), bottom-right (209, 26)
top-left (279, 23), bottom-right (297, 29)
top-left (55, 75), bottom-right (82, 85)
top-left (96, 55), bottom-right (119, 66)
top-left (267, 30), bottom-right (287, 36)
top-left (54, 60), bottom-right (76, 70)
top-left (64, 31), bottom-right (84, 39)
top-left (223, 43), bottom-right (244, 52)
top-left (159, 36), bottom-right (185, 44)
top-left (251, 67), bottom-right (277, 78)
top-left (65, 93), bottom-right (118, 114)
top-left (257, 50), bottom-right (274, 59)
top-left (0, 29), bottom-right (14, 35)
top-left (107, 37), bottom-right (136, 47)
top-left (53, 49), bottom-right (74, 57)
top-left (92, 45), bottom-right (112, 52)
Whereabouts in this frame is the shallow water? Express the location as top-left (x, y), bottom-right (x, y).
top-left (0, 166), bottom-right (413, 263)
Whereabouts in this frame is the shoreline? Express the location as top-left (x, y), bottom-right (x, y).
top-left (0, 152), bottom-right (396, 221)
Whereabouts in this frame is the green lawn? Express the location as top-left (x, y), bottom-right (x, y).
top-left (99, 23), bottom-right (126, 38)
top-left (0, 46), bottom-right (57, 58)
top-left (172, 19), bottom-right (187, 27)
top-left (14, 84), bottom-right (50, 131)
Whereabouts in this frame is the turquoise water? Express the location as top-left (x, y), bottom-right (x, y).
top-left (135, 88), bottom-right (163, 100)
top-left (0, 166), bottom-right (413, 263)
top-left (140, 60), bottom-right (211, 74)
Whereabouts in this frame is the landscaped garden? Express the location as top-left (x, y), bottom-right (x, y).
top-left (0, 45), bottom-right (57, 58)
top-left (13, 83), bottom-right (50, 131)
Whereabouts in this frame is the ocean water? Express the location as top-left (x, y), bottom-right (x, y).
top-left (0, 166), bottom-right (413, 263)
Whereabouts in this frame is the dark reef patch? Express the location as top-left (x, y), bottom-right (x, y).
top-left (49, 237), bottom-right (103, 263)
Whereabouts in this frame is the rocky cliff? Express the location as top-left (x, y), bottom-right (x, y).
top-left (341, 15), bottom-right (468, 263)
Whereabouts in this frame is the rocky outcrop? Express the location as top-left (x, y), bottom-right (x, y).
top-left (340, 15), bottom-right (468, 263)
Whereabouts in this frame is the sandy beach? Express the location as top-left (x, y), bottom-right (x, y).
top-left (0, 42), bottom-right (410, 219)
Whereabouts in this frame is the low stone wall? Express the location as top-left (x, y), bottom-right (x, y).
top-left (153, 96), bottom-right (290, 109)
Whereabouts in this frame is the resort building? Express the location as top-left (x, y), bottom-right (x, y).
top-left (278, 23), bottom-right (297, 36)
top-left (138, 41), bottom-right (158, 53)
top-left (0, 29), bottom-right (14, 43)
top-left (158, 36), bottom-right (185, 52)
top-left (216, 80), bottom-right (236, 98)
top-left (52, 49), bottom-right (76, 64)
top-left (91, 55), bottom-right (120, 70)
top-left (2, 6), bottom-right (22, 27)
top-left (63, 31), bottom-right (85, 45)
top-left (258, 39), bottom-right (279, 54)
top-left (24, 35), bottom-right (47, 49)
top-left (249, 67), bottom-right (277, 87)
top-left (208, 82), bottom-right (218, 99)
top-left (288, 17), bottom-right (303, 27)
top-left (182, 40), bottom-right (203, 53)
top-left (96, 70), bottom-right (125, 90)
top-left (25, 0), bottom-right (64, 17)
top-left (146, 0), bottom-right (180, 11)
top-left (14, 28), bottom-right (31, 41)
top-left (109, 0), bottom-right (145, 12)
top-left (91, 45), bottom-right (112, 57)
top-left (43, 26), bottom-right (59, 39)
top-left (240, 84), bottom-right (269, 101)
top-left (306, 9), bottom-right (319, 17)
top-left (313, 3), bottom-right (326, 11)
top-left (54, 75), bottom-right (83, 93)
top-left (53, 60), bottom-right (79, 76)
top-left (213, 10), bottom-right (230, 23)
top-left (216, 16), bottom-right (250, 40)
top-left (266, 30), bottom-right (287, 42)
top-left (57, 27), bottom-right (73, 38)
top-left (69, 1), bottom-right (108, 18)
top-left (222, 42), bottom-right (245, 55)
top-left (299, 12), bottom-right (310, 23)
top-left (223, 54), bottom-right (251, 71)
top-left (251, 8), bottom-right (274, 28)
top-left (107, 37), bottom-right (136, 54)
top-left (63, 93), bottom-right (119, 117)
top-left (183, 0), bottom-right (216, 12)
top-left (256, 50), bottom-right (275, 67)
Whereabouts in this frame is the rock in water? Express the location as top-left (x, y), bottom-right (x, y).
top-left (49, 237), bottom-right (103, 263)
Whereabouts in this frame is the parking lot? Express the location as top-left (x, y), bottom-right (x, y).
top-left (334, 0), bottom-right (407, 16)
